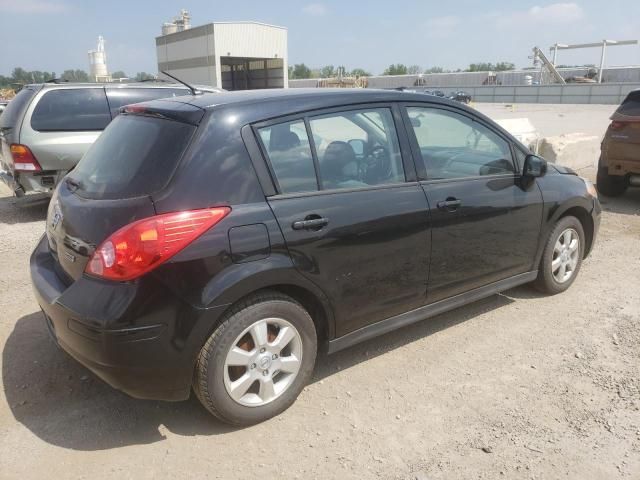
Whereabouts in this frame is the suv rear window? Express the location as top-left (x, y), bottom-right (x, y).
top-left (617, 91), bottom-right (640, 117)
top-left (31, 88), bottom-right (111, 131)
top-left (106, 88), bottom-right (190, 116)
top-left (0, 87), bottom-right (37, 129)
top-left (67, 114), bottom-right (195, 199)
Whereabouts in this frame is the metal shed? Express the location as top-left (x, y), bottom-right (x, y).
top-left (156, 21), bottom-right (288, 90)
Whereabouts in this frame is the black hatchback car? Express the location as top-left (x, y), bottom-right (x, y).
top-left (31, 89), bottom-right (600, 425)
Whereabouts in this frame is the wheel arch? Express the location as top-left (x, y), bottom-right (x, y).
top-left (202, 262), bottom-right (336, 345)
top-left (558, 206), bottom-right (594, 258)
top-left (535, 198), bottom-right (595, 267)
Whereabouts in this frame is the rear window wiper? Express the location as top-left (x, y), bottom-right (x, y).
top-left (65, 176), bottom-right (83, 191)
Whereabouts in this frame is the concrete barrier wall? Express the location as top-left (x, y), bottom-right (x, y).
top-left (449, 83), bottom-right (640, 105)
top-left (289, 80), bottom-right (640, 105)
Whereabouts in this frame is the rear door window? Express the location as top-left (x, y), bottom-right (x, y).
top-left (106, 88), bottom-right (190, 116)
top-left (31, 88), bottom-right (110, 131)
top-left (617, 91), bottom-right (640, 117)
top-left (309, 108), bottom-right (405, 190)
top-left (0, 87), bottom-right (38, 129)
top-left (67, 114), bottom-right (195, 199)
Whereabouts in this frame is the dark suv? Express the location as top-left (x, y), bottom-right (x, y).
top-left (30, 89), bottom-right (600, 425)
top-left (597, 88), bottom-right (640, 196)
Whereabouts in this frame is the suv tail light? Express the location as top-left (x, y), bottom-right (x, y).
top-left (10, 144), bottom-right (42, 172)
top-left (610, 121), bottom-right (629, 131)
top-left (86, 207), bottom-right (231, 281)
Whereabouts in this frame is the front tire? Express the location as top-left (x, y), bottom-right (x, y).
top-left (193, 291), bottom-right (317, 426)
top-left (597, 164), bottom-right (627, 197)
top-left (534, 216), bottom-right (585, 295)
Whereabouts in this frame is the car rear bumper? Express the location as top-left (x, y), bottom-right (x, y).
top-left (30, 234), bottom-right (228, 401)
top-left (0, 168), bottom-right (25, 196)
top-left (0, 168), bottom-right (60, 196)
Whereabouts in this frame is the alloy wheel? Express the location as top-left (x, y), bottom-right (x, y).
top-left (551, 228), bottom-right (580, 284)
top-left (223, 317), bottom-right (303, 407)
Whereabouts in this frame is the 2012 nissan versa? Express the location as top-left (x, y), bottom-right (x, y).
top-left (30, 89), bottom-right (600, 425)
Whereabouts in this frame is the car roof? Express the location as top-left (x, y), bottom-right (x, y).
top-left (172, 88), bottom-right (464, 112)
top-left (24, 82), bottom-right (221, 91)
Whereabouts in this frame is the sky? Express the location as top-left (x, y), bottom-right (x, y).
top-left (0, 0), bottom-right (639, 77)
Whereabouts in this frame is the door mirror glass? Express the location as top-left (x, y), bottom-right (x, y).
top-left (523, 154), bottom-right (547, 178)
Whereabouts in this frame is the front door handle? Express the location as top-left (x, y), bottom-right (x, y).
top-left (437, 198), bottom-right (462, 210)
top-left (292, 216), bottom-right (329, 230)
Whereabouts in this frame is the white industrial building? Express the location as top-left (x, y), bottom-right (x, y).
top-left (156, 15), bottom-right (288, 90)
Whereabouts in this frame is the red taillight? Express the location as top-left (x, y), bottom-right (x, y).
top-left (122, 104), bottom-right (150, 115)
top-left (10, 144), bottom-right (42, 172)
top-left (610, 121), bottom-right (628, 131)
top-left (86, 207), bottom-right (231, 281)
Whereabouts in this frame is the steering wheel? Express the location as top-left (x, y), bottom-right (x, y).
top-left (362, 144), bottom-right (391, 183)
top-left (439, 150), bottom-right (467, 172)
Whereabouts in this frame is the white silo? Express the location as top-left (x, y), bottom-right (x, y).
top-left (88, 36), bottom-right (110, 82)
top-left (162, 23), bottom-right (178, 35)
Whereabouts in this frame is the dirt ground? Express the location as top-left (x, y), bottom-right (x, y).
top-left (1, 105), bottom-right (639, 479)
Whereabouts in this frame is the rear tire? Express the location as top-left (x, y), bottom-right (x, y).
top-left (596, 164), bottom-right (627, 197)
top-left (193, 291), bottom-right (317, 426)
top-left (534, 216), bottom-right (585, 295)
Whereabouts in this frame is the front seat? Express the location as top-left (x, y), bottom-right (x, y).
top-left (270, 127), bottom-right (301, 152)
top-left (322, 141), bottom-right (359, 188)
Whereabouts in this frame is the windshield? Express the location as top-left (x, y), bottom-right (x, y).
top-left (67, 114), bottom-right (195, 199)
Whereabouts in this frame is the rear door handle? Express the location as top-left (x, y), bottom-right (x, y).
top-left (437, 198), bottom-right (462, 210)
top-left (292, 217), bottom-right (329, 230)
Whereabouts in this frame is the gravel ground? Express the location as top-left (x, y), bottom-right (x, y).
top-left (1, 105), bottom-right (639, 479)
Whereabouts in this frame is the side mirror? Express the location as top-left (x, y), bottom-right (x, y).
top-left (523, 154), bottom-right (547, 178)
top-left (348, 139), bottom-right (365, 156)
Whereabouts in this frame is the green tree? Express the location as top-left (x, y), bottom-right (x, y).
top-left (383, 64), bottom-right (408, 75)
top-left (350, 68), bottom-right (371, 77)
top-left (424, 66), bottom-right (445, 74)
top-left (289, 64), bottom-right (312, 79)
top-left (466, 62), bottom-right (515, 72)
top-left (11, 67), bottom-right (31, 85)
top-left (135, 72), bottom-right (156, 81)
top-left (407, 65), bottom-right (423, 74)
top-left (60, 69), bottom-right (90, 82)
top-left (320, 65), bottom-right (335, 78)
top-left (111, 70), bottom-right (128, 79)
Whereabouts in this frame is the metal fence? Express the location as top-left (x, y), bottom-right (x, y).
top-left (290, 66), bottom-right (640, 90)
top-left (288, 80), bottom-right (640, 104)
top-left (422, 83), bottom-right (640, 105)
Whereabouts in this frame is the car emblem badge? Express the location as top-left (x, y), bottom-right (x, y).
top-left (259, 355), bottom-right (271, 369)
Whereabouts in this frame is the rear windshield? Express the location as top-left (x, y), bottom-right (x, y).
top-left (67, 114), bottom-right (195, 199)
top-left (31, 88), bottom-right (111, 131)
top-left (617, 91), bottom-right (640, 117)
top-left (106, 88), bottom-right (190, 116)
top-left (0, 87), bottom-right (37, 129)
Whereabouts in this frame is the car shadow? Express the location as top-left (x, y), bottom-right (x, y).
top-left (4, 294), bottom-right (514, 451)
top-left (598, 187), bottom-right (640, 216)
top-left (0, 193), bottom-right (49, 225)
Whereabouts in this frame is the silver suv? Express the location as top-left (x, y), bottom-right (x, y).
top-left (0, 82), bottom-right (220, 196)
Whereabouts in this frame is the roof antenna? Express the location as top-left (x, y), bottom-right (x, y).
top-left (160, 70), bottom-right (199, 96)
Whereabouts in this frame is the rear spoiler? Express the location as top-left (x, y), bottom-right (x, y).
top-left (120, 99), bottom-right (206, 126)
